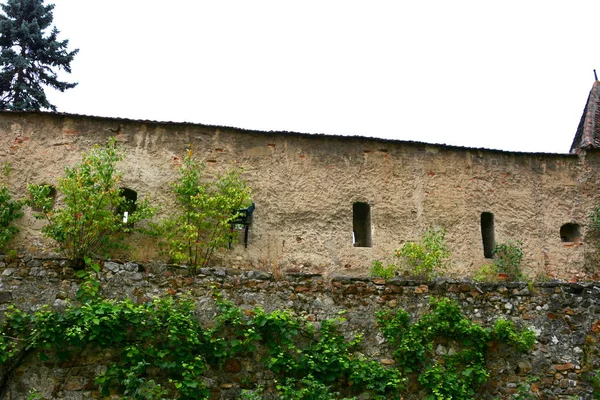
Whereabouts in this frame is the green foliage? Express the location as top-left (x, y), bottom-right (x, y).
top-left (493, 241), bottom-right (524, 280)
top-left (395, 227), bottom-right (450, 280)
top-left (240, 387), bottom-right (264, 400)
top-left (590, 205), bottom-right (600, 234)
top-left (1, 289), bottom-right (403, 399)
top-left (0, 184), bottom-right (24, 251)
top-left (591, 370), bottom-right (600, 399)
top-left (492, 319), bottom-right (536, 353)
top-left (511, 377), bottom-right (540, 400)
top-left (158, 150), bottom-right (251, 272)
top-left (369, 259), bottom-right (396, 279)
top-left (276, 375), bottom-right (357, 400)
top-left (28, 138), bottom-right (155, 269)
top-left (376, 298), bottom-right (536, 400)
top-left (0, 0), bottom-right (79, 111)
top-left (2, 162), bottom-right (11, 177)
top-left (26, 390), bottom-right (43, 400)
top-left (472, 264), bottom-right (498, 282)
top-left (74, 257), bottom-right (102, 302)
top-left (5, 248), bottom-right (17, 262)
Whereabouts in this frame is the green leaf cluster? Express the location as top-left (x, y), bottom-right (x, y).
top-left (28, 138), bottom-right (155, 268)
top-left (0, 184), bottom-right (24, 251)
top-left (0, 288), bottom-right (404, 399)
top-left (395, 227), bottom-right (450, 280)
top-left (493, 241), bottom-right (524, 280)
top-left (157, 149), bottom-right (251, 272)
top-left (591, 370), bottom-right (600, 399)
top-left (376, 298), bottom-right (536, 400)
top-left (369, 259), bottom-right (396, 279)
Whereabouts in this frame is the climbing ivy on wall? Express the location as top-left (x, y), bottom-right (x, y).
top-left (376, 297), bottom-right (536, 400)
top-left (0, 274), bottom-right (536, 399)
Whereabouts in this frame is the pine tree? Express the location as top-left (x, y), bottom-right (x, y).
top-left (0, 0), bottom-right (78, 111)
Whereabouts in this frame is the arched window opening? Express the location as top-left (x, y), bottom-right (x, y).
top-left (31, 184), bottom-right (56, 212)
top-left (481, 212), bottom-right (495, 258)
top-left (353, 202), bottom-right (372, 247)
top-left (560, 223), bottom-right (580, 243)
top-left (117, 188), bottom-right (137, 224)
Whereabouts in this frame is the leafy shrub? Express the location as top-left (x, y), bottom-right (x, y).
top-left (29, 138), bottom-right (155, 269)
top-left (370, 259), bottom-right (396, 279)
top-left (395, 227), bottom-right (450, 280)
top-left (158, 149), bottom-right (252, 272)
top-left (493, 241), bottom-right (524, 280)
top-left (0, 184), bottom-right (24, 251)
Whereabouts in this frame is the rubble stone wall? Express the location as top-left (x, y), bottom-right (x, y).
top-left (1, 256), bottom-right (600, 399)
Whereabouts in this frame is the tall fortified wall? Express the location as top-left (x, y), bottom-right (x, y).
top-left (1, 111), bottom-right (599, 278)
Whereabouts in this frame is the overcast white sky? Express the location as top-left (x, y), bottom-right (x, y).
top-left (41, 1), bottom-right (600, 153)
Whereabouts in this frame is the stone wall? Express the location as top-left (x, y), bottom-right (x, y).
top-left (1, 256), bottom-right (600, 399)
top-left (1, 111), bottom-right (600, 278)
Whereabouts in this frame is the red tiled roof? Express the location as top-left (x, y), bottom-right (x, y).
top-left (570, 80), bottom-right (600, 153)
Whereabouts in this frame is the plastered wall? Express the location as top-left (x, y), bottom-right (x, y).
top-left (1, 112), bottom-right (599, 278)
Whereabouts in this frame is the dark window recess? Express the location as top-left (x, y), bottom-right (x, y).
top-left (117, 188), bottom-right (138, 224)
top-left (31, 184), bottom-right (56, 212)
top-left (481, 212), bottom-right (495, 258)
top-left (560, 223), bottom-right (581, 242)
top-left (229, 203), bottom-right (256, 248)
top-left (353, 202), bottom-right (372, 247)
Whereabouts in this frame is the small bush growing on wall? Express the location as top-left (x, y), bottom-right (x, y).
top-left (28, 138), bottom-right (155, 269)
top-left (158, 149), bottom-right (252, 272)
top-left (370, 259), bottom-right (396, 279)
top-left (0, 184), bottom-right (24, 252)
top-left (493, 240), bottom-right (524, 280)
top-left (395, 227), bottom-right (450, 280)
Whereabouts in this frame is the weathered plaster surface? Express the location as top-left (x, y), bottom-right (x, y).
top-left (1, 112), bottom-right (599, 278)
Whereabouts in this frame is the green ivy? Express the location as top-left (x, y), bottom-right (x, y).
top-left (0, 285), bottom-right (403, 399)
top-left (376, 298), bottom-right (536, 400)
top-left (0, 270), bottom-right (538, 400)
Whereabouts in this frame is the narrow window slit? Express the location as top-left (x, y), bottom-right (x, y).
top-left (353, 202), bottom-right (372, 247)
top-left (481, 212), bottom-right (494, 258)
